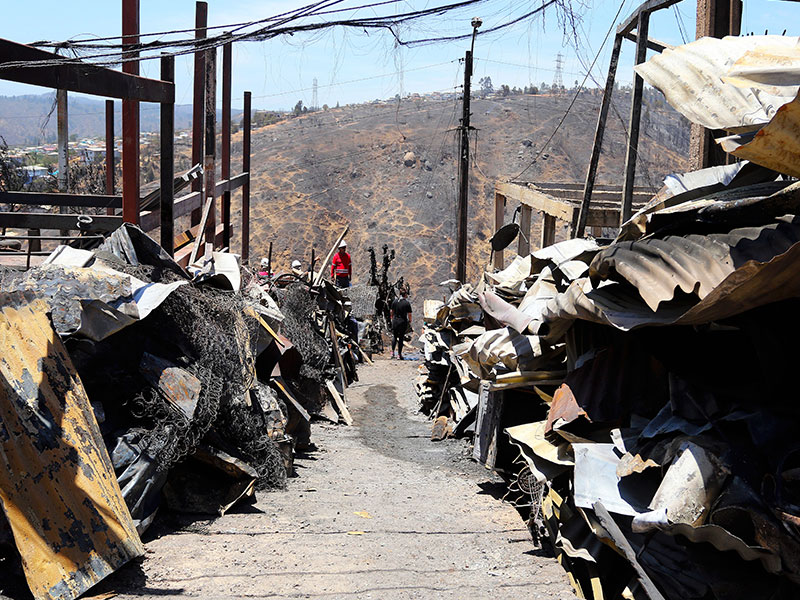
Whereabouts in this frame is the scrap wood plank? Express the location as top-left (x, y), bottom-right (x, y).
top-left (325, 379), bottom-right (353, 426)
top-left (0, 297), bottom-right (144, 600)
top-left (329, 319), bottom-right (350, 389)
top-left (593, 502), bottom-right (667, 600)
top-left (313, 225), bottom-right (349, 287)
top-left (272, 377), bottom-right (311, 423)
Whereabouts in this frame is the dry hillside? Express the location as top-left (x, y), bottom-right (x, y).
top-left (230, 90), bottom-right (690, 301)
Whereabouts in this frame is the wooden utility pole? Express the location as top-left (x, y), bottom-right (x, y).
top-left (455, 18), bottom-right (481, 283)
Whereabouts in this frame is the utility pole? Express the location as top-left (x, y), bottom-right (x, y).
top-left (455, 17), bottom-right (481, 283)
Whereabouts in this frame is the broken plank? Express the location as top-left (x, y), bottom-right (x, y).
top-left (325, 379), bottom-right (353, 426)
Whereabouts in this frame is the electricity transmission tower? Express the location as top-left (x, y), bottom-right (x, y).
top-left (312, 77), bottom-right (318, 110)
top-left (552, 53), bottom-right (564, 94)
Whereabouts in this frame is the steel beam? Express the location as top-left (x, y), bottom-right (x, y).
top-left (620, 12), bottom-right (650, 226)
top-left (0, 39), bottom-right (173, 103)
top-left (121, 0), bottom-right (140, 225)
top-left (105, 100), bottom-right (115, 215)
top-left (242, 91), bottom-right (251, 263)
top-left (0, 191), bottom-right (121, 208)
top-left (0, 213), bottom-right (122, 231)
top-left (575, 34), bottom-right (623, 238)
top-left (203, 47), bottom-right (217, 244)
top-left (160, 55), bottom-right (175, 255)
top-left (221, 41), bottom-right (232, 249)
top-left (617, 0), bottom-right (680, 35)
top-left (190, 1), bottom-right (208, 226)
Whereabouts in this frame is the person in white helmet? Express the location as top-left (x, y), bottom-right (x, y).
top-left (258, 258), bottom-right (271, 282)
top-left (291, 259), bottom-right (308, 282)
top-left (330, 239), bottom-right (352, 287)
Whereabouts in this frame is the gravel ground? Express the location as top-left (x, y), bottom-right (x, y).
top-left (46, 357), bottom-right (577, 600)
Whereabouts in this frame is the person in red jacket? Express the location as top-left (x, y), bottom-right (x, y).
top-left (331, 240), bottom-right (352, 287)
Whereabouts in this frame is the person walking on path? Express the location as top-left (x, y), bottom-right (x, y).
top-left (390, 287), bottom-right (412, 360)
top-left (331, 240), bottom-right (352, 288)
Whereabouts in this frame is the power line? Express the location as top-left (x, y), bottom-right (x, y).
top-left (5, 0), bottom-right (493, 71)
top-left (249, 60), bottom-right (456, 99)
top-left (510, 0), bottom-right (627, 182)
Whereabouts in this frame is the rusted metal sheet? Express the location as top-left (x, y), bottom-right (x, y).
top-left (635, 35), bottom-right (800, 132)
top-left (718, 92), bottom-right (800, 178)
top-left (139, 352), bottom-right (201, 420)
top-left (0, 297), bottom-right (144, 600)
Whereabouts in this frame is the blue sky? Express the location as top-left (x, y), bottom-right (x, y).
top-left (1, 0), bottom-right (798, 112)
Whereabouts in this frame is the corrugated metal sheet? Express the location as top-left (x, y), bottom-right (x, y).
top-left (635, 35), bottom-right (800, 132)
top-left (0, 296), bottom-right (144, 600)
top-left (724, 44), bottom-right (800, 94)
top-left (718, 93), bottom-right (800, 178)
top-left (539, 216), bottom-right (800, 331)
top-left (589, 215), bottom-right (800, 312)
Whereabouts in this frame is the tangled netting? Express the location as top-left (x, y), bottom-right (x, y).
top-left (274, 283), bottom-right (330, 382)
top-left (127, 283), bottom-right (254, 465)
top-left (216, 401), bottom-right (287, 490)
top-left (121, 282), bottom-right (287, 489)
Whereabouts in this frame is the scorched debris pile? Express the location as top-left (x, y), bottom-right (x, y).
top-left (417, 35), bottom-right (800, 600)
top-left (0, 224), bottom-right (363, 600)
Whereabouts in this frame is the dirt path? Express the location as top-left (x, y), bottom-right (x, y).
top-left (95, 358), bottom-right (575, 599)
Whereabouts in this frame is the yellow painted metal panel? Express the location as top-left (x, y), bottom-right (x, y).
top-left (0, 298), bottom-right (144, 600)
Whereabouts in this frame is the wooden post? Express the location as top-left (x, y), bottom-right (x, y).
top-left (105, 100), bottom-right (115, 215)
top-left (518, 205), bottom-right (531, 256)
top-left (493, 192), bottom-right (504, 269)
top-left (620, 12), bottom-right (650, 226)
top-left (540, 213), bottom-right (556, 249)
top-left (221, 41), bottom-right (232, 249)
top-left (121, 0), bottom-right (140, 225)
top-left (190, 1), bottom-right (208, 226)
top-left (241, 91), bottom-right (251, 262)
top-left (203, 48), bottom-right (217, 245)
top-left (455, 48), bottom-right (473, 282)
top-left (575, 33), bottom-right (623, 238)
top-left (160, 55), bottom-right (175, 255)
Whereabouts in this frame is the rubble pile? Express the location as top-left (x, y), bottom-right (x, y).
top-left (416, 35), bottom-right (800, 599)
top-left (0, 224), bottom-right (363, 600)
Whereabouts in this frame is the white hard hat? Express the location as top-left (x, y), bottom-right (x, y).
top-left (339, 239), bottom-right (347, 248)
top-left (291, 260), bottom-right (302, 268)
top-left (260, 258), bottom-right (269, 267)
